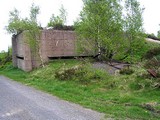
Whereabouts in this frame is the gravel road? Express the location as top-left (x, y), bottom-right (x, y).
top-left (0, 76), bottom-right (104, 120)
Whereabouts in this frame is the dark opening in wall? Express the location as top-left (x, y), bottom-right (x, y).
top-left (48, 55), bottom-right (93, 60)
top-left (48, 56), bottom-right (75, 60)
top-left (16, 56), bottom-right (24, 60)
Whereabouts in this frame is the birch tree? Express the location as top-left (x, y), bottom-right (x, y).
top-left (75, 0), bottom-right (124, 60)
top-left (6, 8), bottom-right (24, 34)
top-left (47, 5), bottom-right (67, 27)
top-left (24, 3), bottom-right (45, 67)
top-left (124, 0), bottom-right (145, 62)
top-left (6, 3), bottom-right (45, 67)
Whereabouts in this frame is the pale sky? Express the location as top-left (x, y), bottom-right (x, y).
top-left (0, 0), bottom-right (160, 52)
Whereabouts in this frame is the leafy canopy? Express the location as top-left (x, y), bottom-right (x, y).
top-left (6, 3), bottom-right (41, 35)
top-left (6, 3), bottom-right (45, 67)
top-left (6, 8), bottom-right (24, 34)
top-left (75, 0), bottom-right (124, 60)
top-left (47, 5), bottom-right (67, 27)
top-left (124, 0), bottom-right (146, 62)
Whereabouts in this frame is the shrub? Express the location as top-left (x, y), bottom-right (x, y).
top-left (135, 60), bottom-right (160, 89)
top-left (143, 48), bottom-right (160, 79)
top-left (144, 58), bottom-right (160, 70)
top-left (0, 49), bottom-right (12, 67)
top-left (53, 25), bottom-right (75, 31)
top-left (144, 47), bottom-right (160, 59)
top-left (147, 34), bottom-right (160, 40)
top-left (55, 65), bottom-right (83, 80)
top-left (55, 64), bottom-right (108, 83)
top-left (119, 67), bottom-right (134, 75)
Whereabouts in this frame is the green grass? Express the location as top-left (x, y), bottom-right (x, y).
top-left (0, 59), bottom-right (160, 120)
top-left (118, 40), bottom-right (160, 63)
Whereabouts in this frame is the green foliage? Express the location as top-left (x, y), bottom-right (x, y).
top-left (6, 3), bottom-right (41, 35)
top-left (147, 33), bottom-right (160, 40)
top-left (55, 63), bottom-right (107, 84)
top-left (122, 38), bottom-right (149, 63)
top-left (55, 65), bottom-right (83, 81)
top-left (119, 67), bottom-right (134, 75)
top-left (144, 58), bottom-right (160, 73)
top-left (157, 30), bottom-right (160, 39)
top-left (157, 24), bottom-right (160, 39)
top-left (0, 48), bottom-right (12, 68)
top-left (129, 77), bottom-right (153, 90)
top-left (124, 0), bottom-right (144, 33)
top-left (59, 5), bottom-right (67, 25)
top-left (76, 0), bottom-right (146, 63)
top-left (47, 14), bottom-right (64, 27)
top-left (6, 3), bottom-right (44, 67)
top-left (25, 3), bottom-right (41, 48)
top-left (30, 3), bottom-right (40, 23)
top-left (144, 47), bottom-right (160, 59)
top-left (6, 8), bottom-right (25, 34)
top-left (23, 4), bottom-right (41, 56)
top-left (75, 0), bottom-right (124, 60)
top-left (122, 64), bottom-right (160, 91)
top-left (143, 46), bottom-right (160, 80)
top-left (124, 0), bottom-right (145, 62)
top-left (47, 5), bottom-right (67, 27)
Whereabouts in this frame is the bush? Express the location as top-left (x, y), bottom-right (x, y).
top-left (129, 67), bottom-right (160, 90)
top-left (55, 64), bottom-right (108, 83)
top-left (147, 34), bottom-right (160, 40)
top-left (55, 65), bottom-right (85, 81)
top-left (0, 50), bottom-right (12, 67)
top-left (143, 47), bottom-right (160, 79)
top-left (119, 67), bottom-right (134, 75)
top-left (131, 67), bottom-right (160, 90)
top-left (53, 24), bottom-right (75, 31)
top-left (144, 58), bottom-right (160, 70)
top-left (144, 47), bottom-right (160, 59)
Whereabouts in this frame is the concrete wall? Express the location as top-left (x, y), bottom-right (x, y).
top-left (12, 29), bottom-right (79, 71)
top-left (42, 30), bottom-right (76, 58)
top-left (12, 32), bottom-right (32, 71)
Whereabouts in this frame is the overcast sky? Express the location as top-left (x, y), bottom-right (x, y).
top-left (0, 0), bottom-right (160, 52)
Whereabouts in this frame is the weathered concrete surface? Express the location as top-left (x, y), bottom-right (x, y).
top-left (12, 30), bottom-right (86, 71)
top-left (12, 33), bottom-right (32, 71)
top-left (0, 76), bottom-right (104, 120)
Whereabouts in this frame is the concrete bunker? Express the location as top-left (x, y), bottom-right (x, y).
top-left (12, 29), bottom-right (93, 71)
